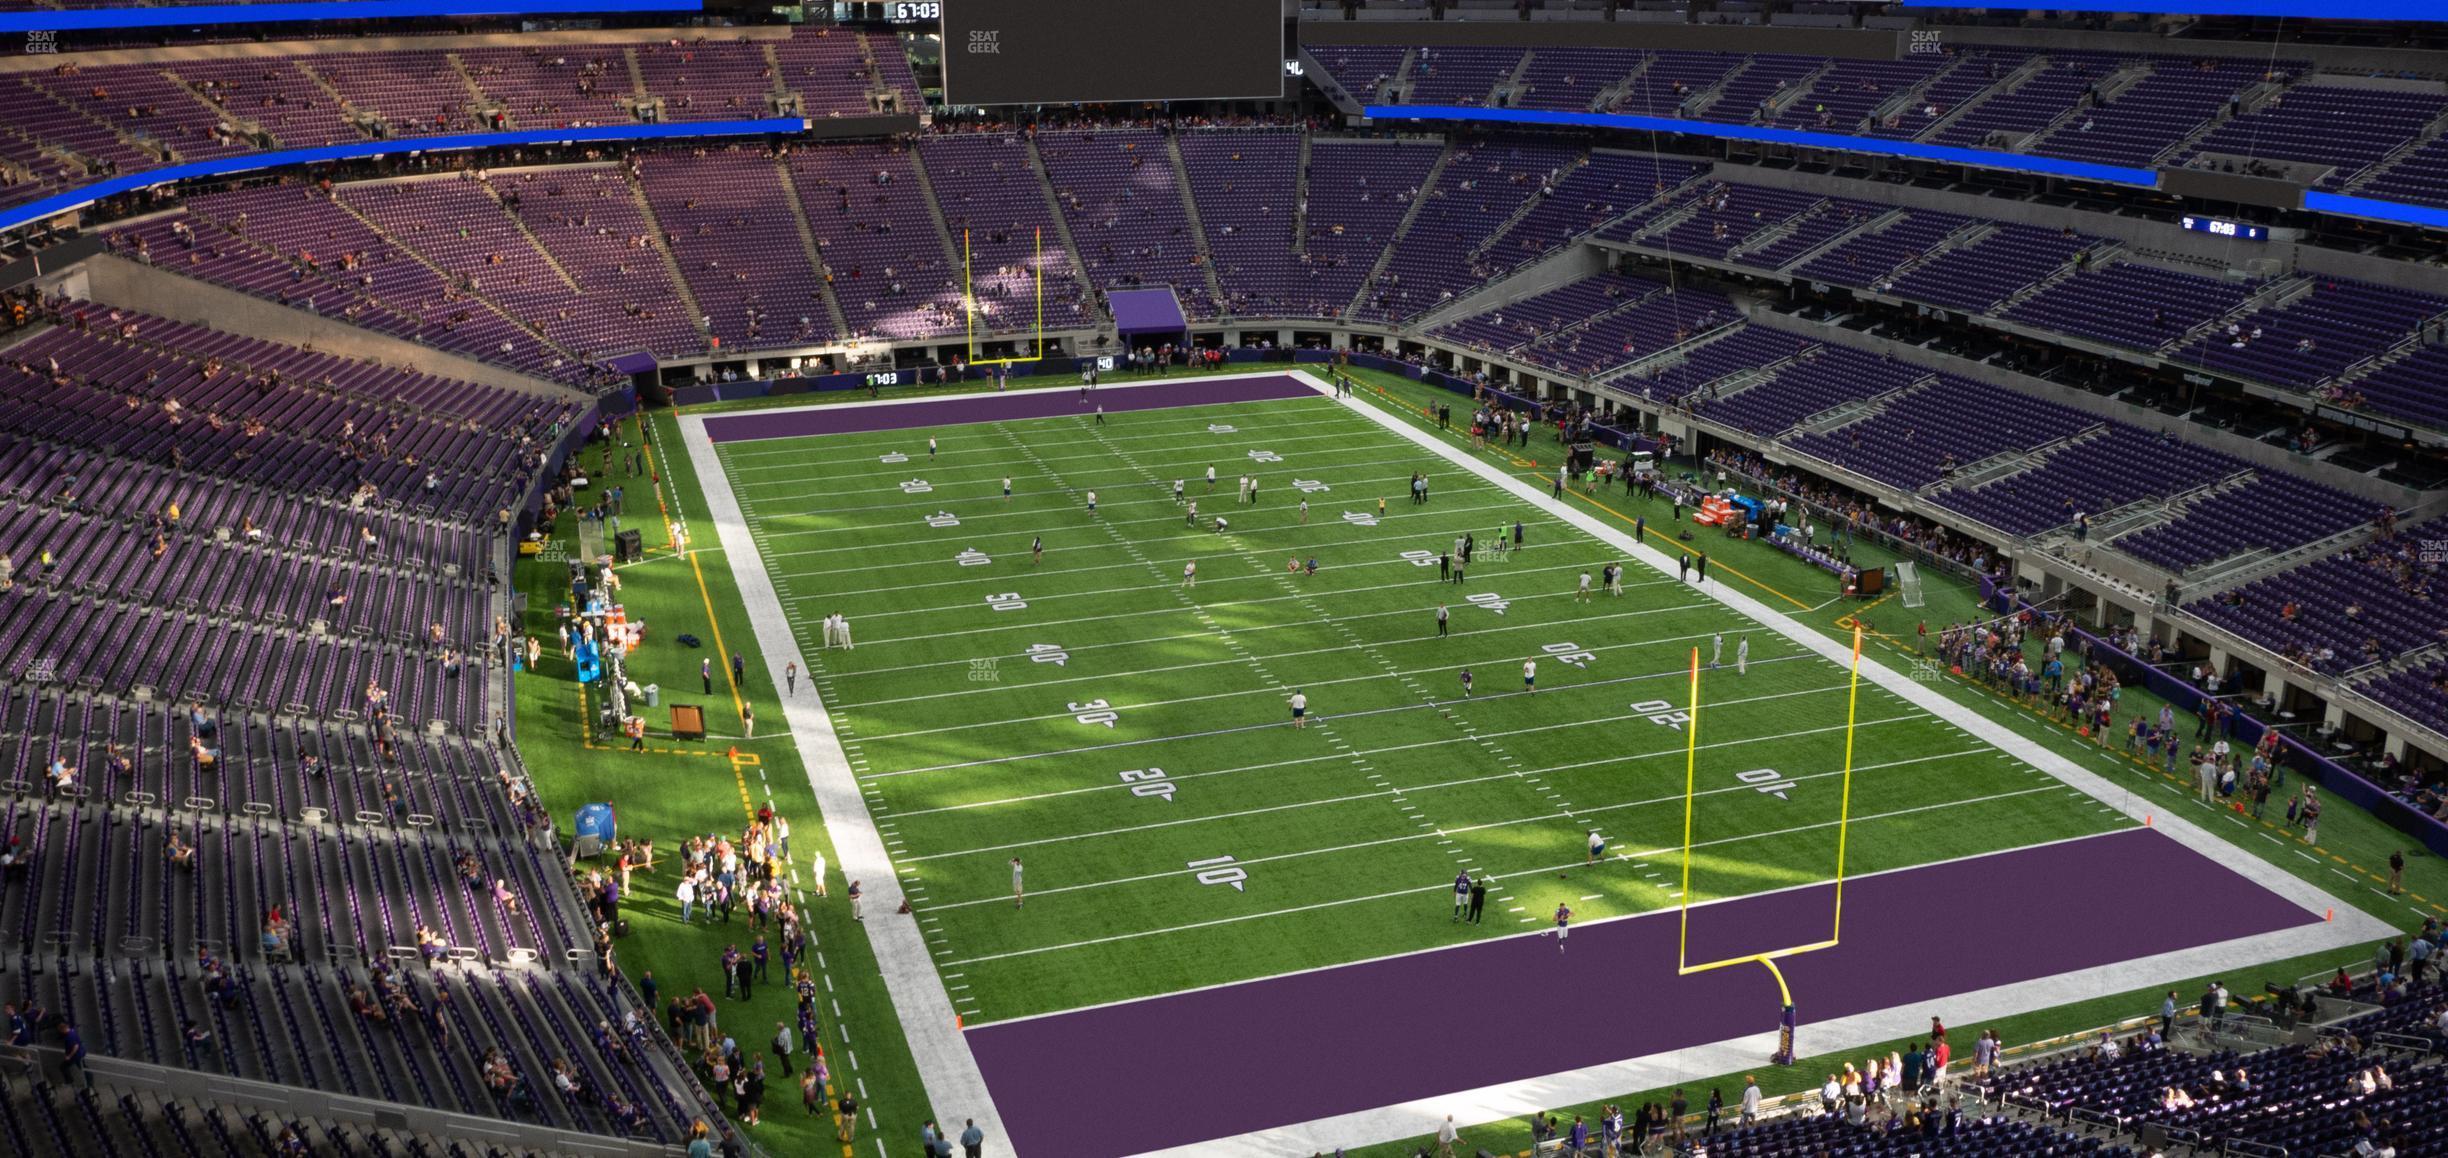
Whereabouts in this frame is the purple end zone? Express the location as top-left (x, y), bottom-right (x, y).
top-left (965, 828), bottom-right (2319, 1157)
top-left (699, 375), bottom-right (1319, 443)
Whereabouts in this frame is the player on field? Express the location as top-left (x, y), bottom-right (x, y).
top-left (1451, 871), bottom-right (1471, 921)
top-left (1185, 500), bottom-right (1198, 527)
top-left (1737, 636), bottom-right (1750, 675)
top-left (1289, 690), bottom-right (1308, 729)
top-left (1576, 571), bottom-right (1592, 603)
top-left (1085, 490), bottom-right (1097, 514)
top-left (1206, 465), bottom-right (1216, 492)
top-left (1459, 668), bottom-right (1473, 696)
top-left (1523, 658), bottom-right (1537, 692)
top-left (1606, 563), bottom-right (1623, 596)
top-left (1182, 560), bottom-right (1197, 588)
top-left (1011, 857), bottom-right (1024, 908)
top-left (1299, 498), bottom-right (1309, 524)
top-left (1553, 902), bottom-right (1573, 953)
top-left (1173, 479), bottom-right (1185, 503)
top-left (1002, 477), bottom-right (1012, 502)
top-left (1587, 829), bottom-right (1606, 864)
top-left (928, 437), bottom-right (938, 461)
top-left (1031, 536), bottom-right (1043, 566)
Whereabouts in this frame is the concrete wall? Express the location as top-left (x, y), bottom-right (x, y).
top-left (80, 253), bottom-right (582, 401)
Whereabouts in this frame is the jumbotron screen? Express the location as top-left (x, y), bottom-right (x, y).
top-left (940, 0), bottom-right (1285, 106)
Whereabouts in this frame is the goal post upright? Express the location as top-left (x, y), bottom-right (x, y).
top-left (1831, 622), bottom-right (1863, 944)
top-left (1674, 624), bottom-right (1868, 1063)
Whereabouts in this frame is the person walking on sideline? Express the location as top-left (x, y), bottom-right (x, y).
top-left (1437, 1115), bottom-right (1462, 1158)
top-left (701, 657), bottom-right (712, 695)
top-left (784, 662), bottom-right (797, 695)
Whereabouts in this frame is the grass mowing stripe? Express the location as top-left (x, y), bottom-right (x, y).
top-left (900, 740), bottom-right (1984, 868)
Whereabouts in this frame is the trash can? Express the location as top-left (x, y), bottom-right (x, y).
top-left (643, 684), bottom-right (660, 708)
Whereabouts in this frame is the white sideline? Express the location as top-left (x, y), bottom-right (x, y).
top-left (682, 372), bottom-right (2395, 1158)
top-left (1133, 371), bottom-right (2397, 1158)
top-left (680, 404), bottom-right (1010, 1152)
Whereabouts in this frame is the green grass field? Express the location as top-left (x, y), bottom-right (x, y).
top-left (711, 382), bottom-right (2127, 1025)
top-left (506, 366), bottom-right (2444, 1158)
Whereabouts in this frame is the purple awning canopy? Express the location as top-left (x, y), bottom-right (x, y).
top-left (604, 351), bottom-right (659, 376)
top-left (1109, 288), bottom-right (1186, 336)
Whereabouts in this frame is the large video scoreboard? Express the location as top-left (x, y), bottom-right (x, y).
top-left (939, 0), bottom-right (1285, 106)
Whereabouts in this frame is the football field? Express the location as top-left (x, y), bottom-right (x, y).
top-left (699, 373), bottom-right (2132, 1027)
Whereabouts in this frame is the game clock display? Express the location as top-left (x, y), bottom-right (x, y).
top-left (2179, 214), bottom-right (2269, 241)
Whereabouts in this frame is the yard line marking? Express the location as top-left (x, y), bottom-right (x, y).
top-left (919, 754), bottom-right (2002, 913)
top-left (724, 409), bottom-right (1359, 466)
top-left (841, 563), bottom-right (1669, 648)
top-left (742, 448), bottom-right (1486, 531)
top-left (880, 691), bottom-right (1922, 812)
top-left (864, 675), bottom-right (1891, 781)
top-left (808, 598), bottom-right (1690, 683)
top-left (768, 502), bottom-right (1578, 603)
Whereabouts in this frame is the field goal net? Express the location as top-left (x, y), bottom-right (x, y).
top-left (1895, 561), bottom-right (1925, 609)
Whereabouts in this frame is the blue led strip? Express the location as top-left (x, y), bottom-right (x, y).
top-left (0, 118), bottom-right (803, 235)
top-left (2302, 191), bottom-right (2448, 232)
top-left (1363, 104), bottom-right (2164, 187)
top-left (1900, 0), bottom-right (2446, 16)
top-left (0, 0), bottom-right (699, 34)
